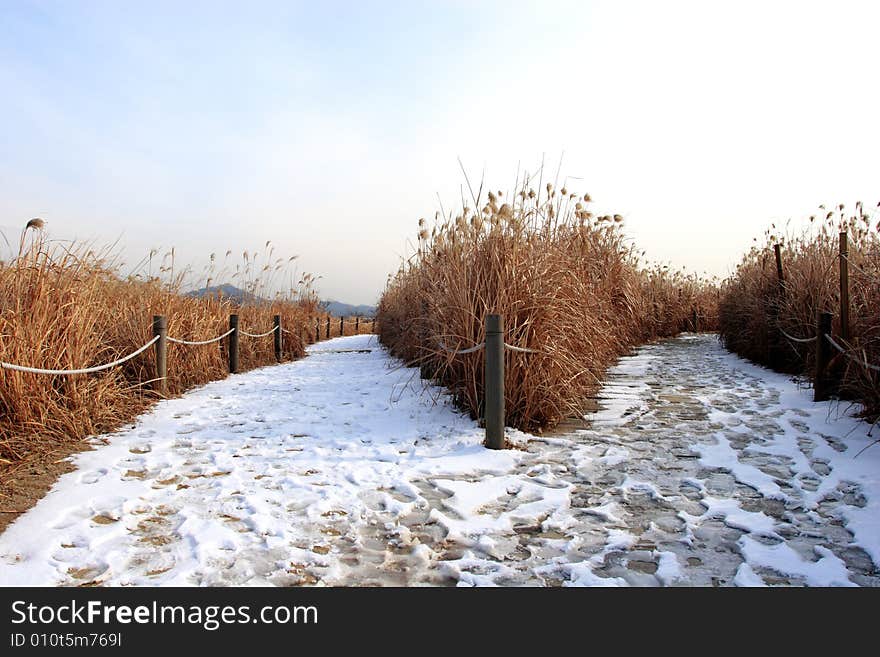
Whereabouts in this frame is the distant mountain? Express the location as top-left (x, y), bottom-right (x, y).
top-left (187, 284), bottom-right (263, 304)
top-left (188, 285), bottom-right (375, 317)
top-left (321, 300), bottom-right (376, 318)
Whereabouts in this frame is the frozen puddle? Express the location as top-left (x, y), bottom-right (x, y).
top-left (1, 334), bottom-right (878, 587)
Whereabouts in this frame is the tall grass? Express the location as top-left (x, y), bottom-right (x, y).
top-left (719, 203), bottom-right (880, 419)
top-left (0, 227), bottom-right (322, 464)
top-left (378, 179), bottom-right (718, 431)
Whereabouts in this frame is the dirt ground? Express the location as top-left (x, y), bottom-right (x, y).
top-left (0, 442), bottom-right (85, 533)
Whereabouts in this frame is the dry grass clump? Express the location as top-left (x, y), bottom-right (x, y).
top-left (378, 178), bottom-right (718, 431)
top-left (719, 203), bottom-right (880, 419)
top-left (0, 228), bottom-right (321, 463)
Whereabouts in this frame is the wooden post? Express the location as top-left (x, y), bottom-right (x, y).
top-left (771, 243), bottom-right (786, 367)
top-left (325, 316), bottom-right (330, 339)
top-left (152, 315), bottom-right (167, 396)
top-left (485, 314), bottom-right (505, 450)
top-left (839, 231), bottom-right (850, 341)
top-left (315, 320), bottom-right (320, 343)
top-left (814, 311), bottom-right (833, 402)
top-left (340, 316), bottom-right (344, 337)
top-left (355, 316), bottom-right (360, 333)
top-left (774, 243), bottom-right (784, 288)
top-left (229, 314), bottom-right (239, 374)
top-left (273, 314), bottom-right (282, 362)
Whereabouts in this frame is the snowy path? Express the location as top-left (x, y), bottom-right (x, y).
top-left (0, 334), bottom-right (878, 587)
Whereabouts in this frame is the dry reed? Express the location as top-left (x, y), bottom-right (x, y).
top-left (378, 176), bottom-right (719, 431)
top-left (0, 229), bottom-right (322, 463)
top-left (719, 203), bottom-right (880, 419)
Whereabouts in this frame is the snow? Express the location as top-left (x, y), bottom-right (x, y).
top-left (692, 435), bottom-right (785, 500)
top-left (0, 333), bottom-right (878, 587)
top-left (699, 349), bottom-right (880, 569)
top-left (733, 562), bottom-right (766, 587)
top-left (738, 538), bottom-right (856, 587)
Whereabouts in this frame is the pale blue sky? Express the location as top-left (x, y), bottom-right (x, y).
top-left (2, 1), bottom-right (878, 304)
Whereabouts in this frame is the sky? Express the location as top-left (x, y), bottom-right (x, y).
top-left (1, 0), bottom-right (878, 305)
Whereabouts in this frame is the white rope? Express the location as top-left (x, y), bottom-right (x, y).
top-left (504, 342), bottom-right (539, 354)
top-left (438, 340), bottom-right (539, 355)
top-left (779, 328), bottom-right (817, 344)
top-left (842, 253), bottom-right (874, 277)
top-left (853, 355), bottom-right (880, 373)
top-left (0, 335), bottom-right (160, 375)
top-left (825, 333), bottom-right (846, 354)
top-left (438, 341), bottom-right (485, 355)
top-left (239, 325), bottom-right (279, 338)
top-left (824, 334), bottom-right (880, 373)
top-left (167, 327), bottom-right (235, 345)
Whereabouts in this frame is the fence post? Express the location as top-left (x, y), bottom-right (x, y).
top-left (340, 316), bottom-right (344, 337)
top-left (326, 316), bottom-right (330, 339)
top-left (774, 243), bottom-right (784, 288)
top-left (229, 314), bottom-right (239, 374)
top-left (814, 311), bottom-right (833, 402)
top-left (273, 314), bottom-right (282, 362)
top-left (485, 314), bottom-right (505, 450)
top-left (839, 231), bottom-right (850, 341)
top-left (771, 243), bottom-right (786, 367)
top-left (315, 320), bottom-right (320, 343)
top-left (355, 316), bottom-right (360, 333)
top-left (152, 315), bottom-right (167, 396)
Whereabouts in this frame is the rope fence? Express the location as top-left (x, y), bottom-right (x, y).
top-left (432, 320), bottom-right (543, 450)
top-left (438, 341), bottom-right (485, 355)
top-left (504, 342), bottom-right (539, 354)
top-left (778, 328), bottom-right (817, 344)
top-left (772, 234), bottom-right (879, 402)
top-left (842, 252), bottom-right (874, 277)
top-left (824, 333), bottom-right (880, 373)
top-left (167, 328), bottom-right (236, 345)
top-left (313, 315), bottom-right (377, 340)
top-left (238, 326), bottom-right (279, 339)
top-left (435, 310), bottom-right (876, 448)
top-left (438, 340), bottom-right (540, 356)
top-left (1, 312), bottom-right (379, 382)
top-left (0, 335), bottom-right (160, 376)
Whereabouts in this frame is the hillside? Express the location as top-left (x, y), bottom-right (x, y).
top-left (188, 286), bottom-right (374, 316)
top-left (320, 299), bottom-right (376, 317)
top-left (186, 284), bottom-right (263, 304)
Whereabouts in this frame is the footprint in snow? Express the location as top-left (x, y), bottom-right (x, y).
top-left (49, 507), bottom-right (94, 530)
top-left (78, 468), bottom-right (108, 485)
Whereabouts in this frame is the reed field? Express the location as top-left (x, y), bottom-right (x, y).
top-left (0, 226), bottom-right (322, 464)
top-left (719, 203), bottom-right (880, 420)
top-left (377, 178), bottom-right (719, 432)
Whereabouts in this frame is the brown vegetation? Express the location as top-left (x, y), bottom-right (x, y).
top-left (377, 177), bottom-right (719, 431)
top-left (719, 203), bottom-right (880, 419)
top-left (0, 228), bottom-right (321, 464)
